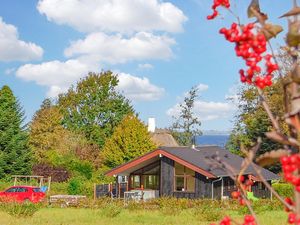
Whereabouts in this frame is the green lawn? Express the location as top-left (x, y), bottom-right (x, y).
top-left (0, 208), bottom-right (288, 225)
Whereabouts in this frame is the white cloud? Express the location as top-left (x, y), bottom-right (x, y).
top-left (118, 73), bottom-right (165, 101)
top-left (138, 63), bottom-right (154, 70)
top-left (37, 0), bottom-right (187, 33)
top-left (167, 100), bottom-right (233, 121)
top-left (0, 17), bottom-right (43, 62)
top-left (16, 59), bottom-right (96, 97)
top-left (64, 32), bottom-right (175, 63)
top-left (16, 60), bottom-right (164, 101)
top-left (167, 85), bottom-right (237, 122)
top-left (197, 83), bottom-right (209, 92)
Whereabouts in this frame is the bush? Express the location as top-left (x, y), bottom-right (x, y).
top-left (48, 182), bottom-right (69, 195)
top-left (252, 199), bottom-right (283, 213)
top-left (0, 181), bottom-right (11, 192)
top-left (0, 201), bottom-right (41, 217)
top-left (32, 163), bottom-right (70, 182)
top-left (70, 160), bottom-right (93, 180)
top-left (67, 177), bottom-right (85, 195)
top-left (272, 182), bottom-right (293, 198)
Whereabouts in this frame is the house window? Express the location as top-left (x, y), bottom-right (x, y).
top-left (258, 182), bottom-right (265, 190)
top-left (174, 162), bottom-right (195, 192)
top-left (144, 175), bottom-right (159, 190)
top-left (131, 175), bottom-right (141, 189)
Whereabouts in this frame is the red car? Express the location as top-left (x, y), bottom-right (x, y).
top-left (0, 186), bottom-right (46, 203)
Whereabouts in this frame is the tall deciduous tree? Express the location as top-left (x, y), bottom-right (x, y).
top-left (0, 85), bottom-right (31, 177)
top-left (29, 99), bottom-right (66, 161)
top-left (170, 86), bottom-right (202, 146)
top-left (101, 114), bottom-right (157, 168)
top-left (58, 71), bottom-right (134, 148)
top-left (29, 99), bottom-right (101, 167)
top-left (226, 78), bottom-right (286, 172)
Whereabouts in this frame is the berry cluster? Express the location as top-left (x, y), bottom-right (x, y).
top-left (210, 216), bottom-right (231, 225)
top-left (207, 0), bottom-right (230, 20)
top-left (231, 190), bottom-right (246, 205)
top-left (239, 175), bottom-right (254, 191)
top-left (285, 197), bottom-right (294, 212)
top-left (219, 23), bottom-right (279, 89)
top-left (211, 215), bottom-right (256, 225)
top-left (288, 213), bottom-right (300, 224)
top-left (230, 176), bottom-right (255, 205)
top-left (243, 215), bottom-right (256, 225)
top-left (281, 154), bottom-right (300, 192)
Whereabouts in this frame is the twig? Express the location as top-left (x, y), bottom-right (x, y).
top-left (238, 139), bottom-right (261, 182)
top-left (257, 88), bottom-right (281, 133)
top-left (227, 8), bottom-right (241, 25)
top-left (208, 155), bottom-right (260, 224)
top-left (267, 42), bottom-right (284, 80)
top-left (250, 161), bottom-right (295, 211)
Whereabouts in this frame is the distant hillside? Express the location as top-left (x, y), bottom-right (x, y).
top-left (202, 130), bottom-right (230, 135)
top-left (196, 134), bottom-right (229, 148)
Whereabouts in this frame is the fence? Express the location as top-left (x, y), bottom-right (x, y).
top-left (94, 182), bottom-right (128, 199)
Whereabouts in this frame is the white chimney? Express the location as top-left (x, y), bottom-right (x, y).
top-left (148, 118), bottom-right (156, 133)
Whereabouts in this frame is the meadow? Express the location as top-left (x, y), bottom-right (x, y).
top-left (0, 197), bottom-right (288, 225)
top-left (0, 208), bottom-right (287, 225)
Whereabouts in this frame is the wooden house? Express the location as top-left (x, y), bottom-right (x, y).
top-left (105, 146), bottom-right (278, 199)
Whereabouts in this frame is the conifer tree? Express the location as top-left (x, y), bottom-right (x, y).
top-left (170, 86), bottom-right (202, 146)
top-left (0, 85), bottom-right (31, 177)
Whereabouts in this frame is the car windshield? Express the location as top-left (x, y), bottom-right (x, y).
top-left (32, 188), bottom-right (42, 193)
top-left (17, 187), bottom-right (28, 192)
top-left (6, 187), bottom-right (17, 193)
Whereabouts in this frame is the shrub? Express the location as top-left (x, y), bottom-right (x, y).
top-left (0, 181), bottom-right (11, 192)
top-left (67, 177), bottom-right (85, 195)
top-left (49, 182), bottom-right (69, 195)
top-left (252, 199), bottom-right (283, 213)
top-left (272, 183), bottom-right (293, 198)
top-left (32, 163), bottom-right (70, 182)
top-left (0, 201), bottom-right (41, 217)
top-left (70, 160), bottom-right (93, 180)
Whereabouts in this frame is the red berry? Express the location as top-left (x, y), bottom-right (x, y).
top-left (288, 213), bottom-right (296, 224)
top-left (231, 191), bottom-right (240, 199)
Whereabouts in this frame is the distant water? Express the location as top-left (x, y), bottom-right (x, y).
top-left (195, 135), bottom-right (229, 148)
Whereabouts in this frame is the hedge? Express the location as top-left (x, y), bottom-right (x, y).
top-left (272, 182), bottom-right (293, 198)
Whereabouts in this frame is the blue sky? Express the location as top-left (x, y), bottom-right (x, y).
top-left (0, 0), bottom-right (290, 132)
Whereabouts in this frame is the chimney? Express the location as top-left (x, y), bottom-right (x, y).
top-left (148, 118), bottom-right (156, 133)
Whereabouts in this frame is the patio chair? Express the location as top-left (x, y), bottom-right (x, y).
top-left (132, 190), bottom-right (144, 202)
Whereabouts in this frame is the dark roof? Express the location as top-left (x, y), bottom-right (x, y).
top-left (160, 146), bottom-right (279, 180)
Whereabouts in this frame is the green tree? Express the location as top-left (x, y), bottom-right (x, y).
top-left (226, 78), bottom-right (286, 172)
top-left (29, 99), bottom-right (67, 161)
top-left (58, 71), bottom-right (134, 148)
top-left (29, 98), bottom-right (101, 169)
top-left (0, 85), bottom-right (31, 177)
top-left (170, 86), bottom-right (202, 146)
top-left (101, 114), bottom-right (157, 168)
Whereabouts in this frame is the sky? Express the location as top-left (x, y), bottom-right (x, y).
top-left (0, 0), bottom-right (291, 132)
